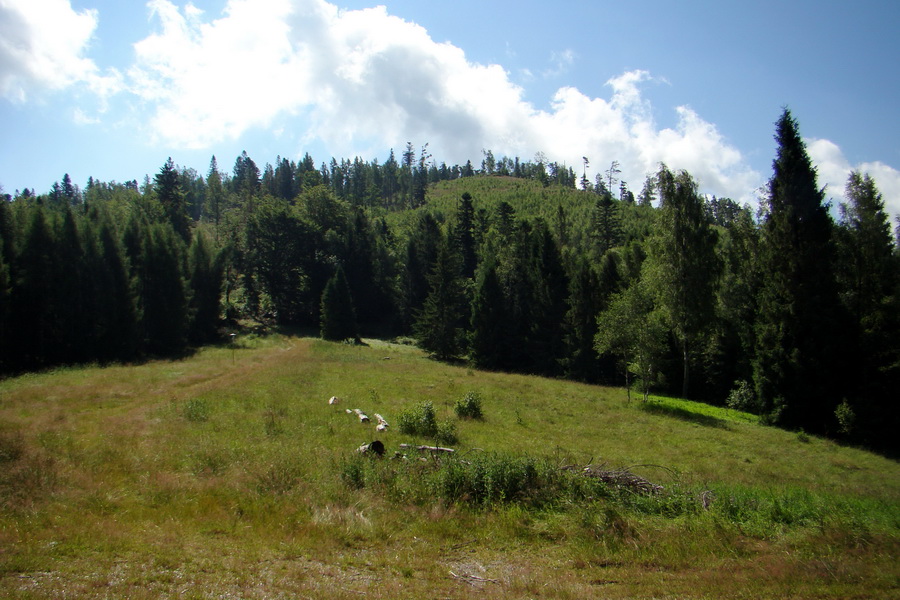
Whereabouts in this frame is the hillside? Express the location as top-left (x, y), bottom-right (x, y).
top-left (2, 336), bottom-right (897, 598)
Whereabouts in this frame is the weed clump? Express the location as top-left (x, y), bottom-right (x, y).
top-left (183, 398), bottom-right (210, 422)
top-left (397, 401), bottom-right (457, 444)
top-left (454, 391), bottom-right (483, 420)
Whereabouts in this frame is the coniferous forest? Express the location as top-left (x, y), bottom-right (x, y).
top-left (1, 109), bottom-right (898, 454)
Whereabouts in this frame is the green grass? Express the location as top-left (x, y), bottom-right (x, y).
top-left (1, 335), bottom-right (898, 598)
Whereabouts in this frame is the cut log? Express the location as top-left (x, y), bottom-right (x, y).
top-left (374, 413), bottom-right (389, 431)
top-left (329, 396), bottom-right (341, 405)
top-left (352, 408), bottom-right (370, 423)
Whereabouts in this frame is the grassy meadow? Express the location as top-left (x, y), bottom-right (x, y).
top-left (1, 335), bottom-right (898, 598)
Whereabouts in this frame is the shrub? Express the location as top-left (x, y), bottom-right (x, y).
top-left (726, 380), bottom-right (755, 412)
top-left (454, 391), bottom-right (483, 420)
top-left (397, 401), bottom-right (439, 438)
top-left (835, 400), bottom-right (856, 436)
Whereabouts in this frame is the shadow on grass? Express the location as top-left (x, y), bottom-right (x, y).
top-left (639, 402), bottom-right (731, 429)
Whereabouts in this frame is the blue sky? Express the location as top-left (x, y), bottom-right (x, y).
top-left (2, 0), bottom-right (898, 216)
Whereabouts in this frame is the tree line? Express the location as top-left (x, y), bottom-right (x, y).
top-left (0, 109), bottom-right (897, 453)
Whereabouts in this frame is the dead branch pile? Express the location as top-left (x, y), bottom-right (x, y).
top-left (569, 464), bottom-right (664, 495)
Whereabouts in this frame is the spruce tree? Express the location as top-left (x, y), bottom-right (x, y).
top-left (188, 232), bottom-right (225, 344)
top-left (835, 171), bottom-right (900, 448)
top-left (469, 259), bottom-right (511, 369)
top-left (414, 240), bottom-right (465, 360)
top-left (456, 192), bottom-right (477, 279)
top-left (753, 109), bottom-right (847, 431)
top-left (10, 206), bottom-right (61, 369)
top-left (155, 157), bottom-right (191, 243)
top-left (320, 266), bottom-right (359, 342)
top-left (139, 223), bottom-right (190, 355)
top-left (562, 257), bottom-right (602, 382)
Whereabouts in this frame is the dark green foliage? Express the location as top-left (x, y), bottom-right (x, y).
top-left (155, 157), bottom-right (191, 243)
top-left (834, 172), bottom-right (900, 449)
top-left (469, 259), bottom-right (513, 370)
top-left (9, 206), bottom-right (60, 368)
top-left (413, 240), bottom-right (466, 360)
top-left (188, 232), bottom-right (225, 345)
top-left (455, 192), bottom-right (477, 279)
top-left (753, 109), bottom-right (848, 432)
top-left (593, 191), bottom-right (622, 256)
top-left (562, 258), bottom-right (603, 382)
top-left (138, 223), bottom-right (190, 355)
top-left (402, 212), bottom-right (442, 329)
top-left (248, 197), bottom-right (311, 324)
top-left (92, 215), bottom-right (139, 361)
top-left (320, 266), bottom-right (358, 342)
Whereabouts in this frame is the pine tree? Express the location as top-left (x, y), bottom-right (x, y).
top-left (469, 259), bottom-right (511, 369)
top-left (529, 223), bottom-right (569, 376)
top-left (205, 156), bottom-right (225, 241)
top-left (320, 266), bottom-right (358, 342)
top-left (562, 257), bottom-right (602, 382)
top-left (93, 214), bottom-right (138, 361)
top-left (456, 192), bottom-right (477, 279)
top-left (414, 240), bottom-right (466, 360)
top-left (835, 171), bottom-right (900, 448)
top-left (155, 157), bottom-right (191, 242)
top-left (138, 223), bottom-right (190, 355)
top-left (9, 206), bottom-right (59, 368)
top-left (188, 232), bottom-right (224, 344)
top-left (753, 109), bottom-right (847, 431)
top-left (593, 191), bottom-right (622, 256)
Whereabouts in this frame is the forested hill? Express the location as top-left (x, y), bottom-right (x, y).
top-left (0, 110), bottom-right (898, 454)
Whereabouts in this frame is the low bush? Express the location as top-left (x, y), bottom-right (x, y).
top-left (397, 401), bottom-right (438, 437)
top-left (454, 391), bottom-right (483, 420)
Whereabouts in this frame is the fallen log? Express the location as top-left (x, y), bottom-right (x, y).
top-left (399, 443), bottom-right (455, 454)
top-left (328, 396), bottom-right (341, 405)
top-left (352, 408), bottom-right (370, 423)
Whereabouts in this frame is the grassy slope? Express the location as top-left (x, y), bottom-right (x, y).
top-left (1, 336), bottom-right (898, 599)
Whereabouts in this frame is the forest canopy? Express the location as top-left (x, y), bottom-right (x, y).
top-left (1, 110), bottom-right (897, 454)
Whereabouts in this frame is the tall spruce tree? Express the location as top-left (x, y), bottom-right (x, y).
top-left (414, 240), bottom-right (466, 360)
top-left (835, 171), bottom-right (900, 448)
top-left (469, 258), bottom-right (511, 370)
top-left (753, 109), bottom-right (847, 432)
top-left (188, 232), bottom-right (225, 344)
top-left (155, 158), bottom-right (191, 243)
top-left (320, 266), bottom-right (359, 342)
top-left (562, 257), bottom-right (603, 382)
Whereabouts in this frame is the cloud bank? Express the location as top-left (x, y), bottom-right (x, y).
top-left (0, 0), bottom-right (120, 102)
top-left (122, 0), bottom-right (761, 201)
top-left (807, 138), bottom-right (900, 219)
top-left (7, 0), bottom-right (898, 214)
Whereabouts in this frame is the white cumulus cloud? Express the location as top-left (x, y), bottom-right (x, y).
top-left (123, 0), bottom-right (762, 202)
top-left (807, 138), bottom-right (900, 220)
top-left (0, 0), bottom-right (121, 102)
